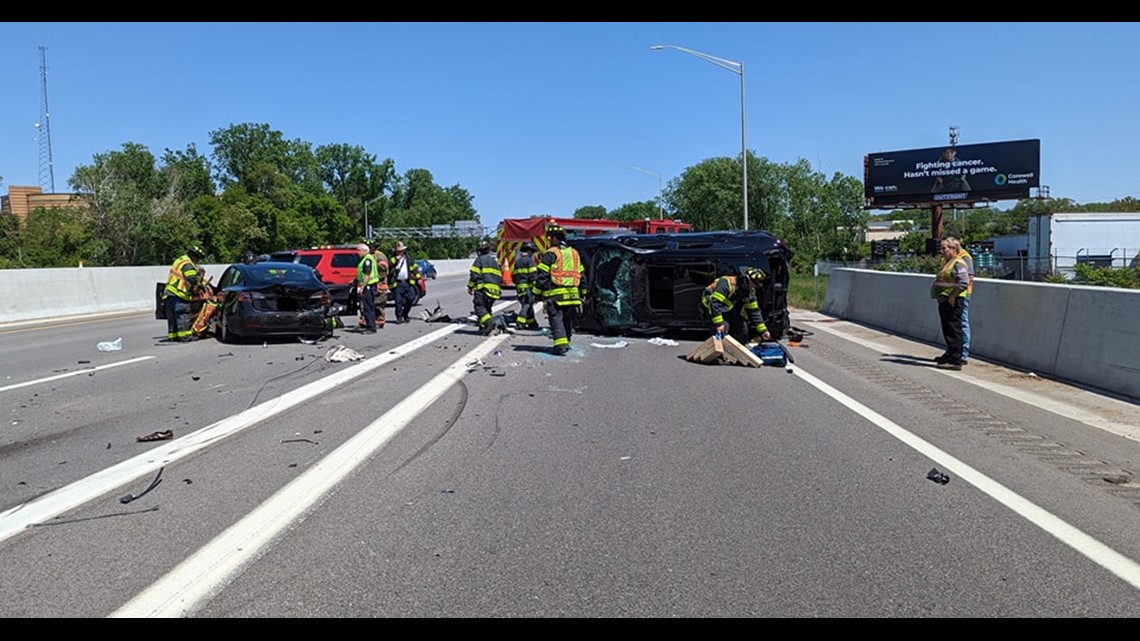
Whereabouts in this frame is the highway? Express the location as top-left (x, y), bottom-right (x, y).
top-left (2, 272), bottom-right (1140, 617)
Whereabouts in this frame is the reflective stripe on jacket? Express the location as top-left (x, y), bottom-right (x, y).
top-left (163, 254), bottom-right (200, 301)
top-left (373, 252), bottom-right (390, 291)
top-left (513, 253), bottom-right (537, 294)
top-left (700, 275), bottom-right (767, 334)
top-left (536, 245), bottom-right (583, 306)
top-left (467, 253), bottom-right (503, 299)
top-left (931, 255), bottom-right (972, 299)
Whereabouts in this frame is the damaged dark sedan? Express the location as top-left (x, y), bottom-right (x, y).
top-left (212, 261), bottom-right (343, 343)
top-left (570, 230), bottom-right (794, 341)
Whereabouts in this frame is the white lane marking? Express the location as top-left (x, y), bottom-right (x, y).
top-left (0, 356), bottom-right (156, 393)
top-left (804, 320), bottom-right (1140, 442)
top-left (0, 300), bottom-right (517, 545)
top-left (788, 354), bottom-right (1140, 592)
top-left (111, 331), bottom-right (514, 617)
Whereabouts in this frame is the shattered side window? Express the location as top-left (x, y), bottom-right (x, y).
top-left (588, 245), bottom-right (635, 328)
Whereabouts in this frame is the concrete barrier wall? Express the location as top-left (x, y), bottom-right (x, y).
top-left (0, 259), bottom-right (473, 326)
top-left (822, 268), bottom-right (1140, 400)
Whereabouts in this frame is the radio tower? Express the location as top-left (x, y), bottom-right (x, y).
top-left (36, 45), bottom-right (56, 194)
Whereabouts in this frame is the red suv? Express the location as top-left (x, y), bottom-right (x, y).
top-left (269, 247), bottom-right (362, 315)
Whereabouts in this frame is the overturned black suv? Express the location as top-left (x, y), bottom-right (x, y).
top-left (570, 230), bottom-right (793, 341)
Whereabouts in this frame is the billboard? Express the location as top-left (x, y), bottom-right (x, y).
top-left (864, 139), bottom-right (1040, 208)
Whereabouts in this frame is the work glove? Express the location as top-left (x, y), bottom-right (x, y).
top-left (714, 324), bottom-right (727, 340)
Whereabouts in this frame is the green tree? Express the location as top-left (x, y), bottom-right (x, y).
top-left (209, 123), bottom-right (320, 198)
top-left (573, 205), bottom-right (607, 219)
top-left (607, 201), bottom-right (659, 222)
top-left (69, 142), bottom-right (187, 266)
top-left (160, 144), bottom-right (216, 202)
top-left (315, 143), bottom-right (397, 234)
top-left (19, 205), bottom-right (97, 267)
top-left (662, 156), bottom-right (741, 232)
top-left (0, 212), bottom-right (24, 268)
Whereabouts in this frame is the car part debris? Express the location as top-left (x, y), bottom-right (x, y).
top-left (325, 345), bottom-right (365, 362)
top-left (926, 468), bottom-right (951, 485)
top-left (137, 430), bottom-right (174, 442)
top-left (120, 466), bottom-right (164, 504)
top-left (421, 301), bottom-right (452, 323)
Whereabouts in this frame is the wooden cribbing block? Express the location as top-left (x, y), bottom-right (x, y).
top-left (686, 335), bottom-right (763, 367)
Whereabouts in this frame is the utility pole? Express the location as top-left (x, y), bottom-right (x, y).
top-left (36, 45), bottom-right (56, 194)
top-left (931, 125), bottom-right (961, 251)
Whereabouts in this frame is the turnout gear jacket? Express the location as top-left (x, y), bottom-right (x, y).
top-left (373, 251), bottom-right (390, 291)
top-left (467, 252), bottom-right (503, 299)
top-left (163, 254), bottom-right (203, 301)
top-left (700, 275), bottom-right (768, 336)
top-left (512, 251), bottom-right (538, 296)
top-left (535, 243), bottom-right (584, 306)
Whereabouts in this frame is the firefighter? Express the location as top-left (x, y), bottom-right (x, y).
top-left (535, 224), bottom-right (584, 355)
top-left (699, 266), bottom-right (771, 345)
top-left (371, 243), bottom-right (391, 328)
top-left (355, 243), bottom-right (380, 333)
top-left (512, 242), bottom-right (540, 329)
top-left (467, 239), bottom-right (503, 335)
top-left (162, 245), bottom-right (206, 342)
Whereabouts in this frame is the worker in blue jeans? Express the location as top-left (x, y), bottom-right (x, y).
top-left (948, 234), bottom-right (974, 364)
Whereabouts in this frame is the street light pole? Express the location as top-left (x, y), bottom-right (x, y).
top-left (626, 165), bottom-right (663, 219)
top-left (363, 195), bottom-right (384, 240)
top-left (650, 44), bottom-right (748, 231)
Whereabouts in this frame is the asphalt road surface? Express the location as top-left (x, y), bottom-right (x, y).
top-left (2, 274), bottom-right (1140, 617)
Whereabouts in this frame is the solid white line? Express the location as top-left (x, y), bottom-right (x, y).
top-left (111, 331), bottom-right (513, 617)
top-left (806, 320), bottom-right (1140, 442)
top-left (0, 356), bottom-right (156, 393)
top-left (0, 300), bottom-right (517, 545)
top-left (790, 362), bottom-right (1140, 591)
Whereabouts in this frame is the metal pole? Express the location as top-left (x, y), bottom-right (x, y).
top-left (740, 62), bottom-right (748, 231)
top-left (651, 44), bottom-right (748, 230)
top-left (627, 166), bottom-right (663, 219)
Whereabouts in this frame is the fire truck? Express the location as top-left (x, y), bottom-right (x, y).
top-left (495, 216), bottom-right (693, 287)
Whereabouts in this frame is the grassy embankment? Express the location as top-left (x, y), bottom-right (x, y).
top-left (787, 272), bottom-right (828, 312)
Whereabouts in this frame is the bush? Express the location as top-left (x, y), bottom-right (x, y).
top-left (1072, 263), bottom-right (1140, 289)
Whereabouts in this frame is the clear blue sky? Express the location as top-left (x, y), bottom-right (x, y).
top-left (2, 22), bottom-right (1139, 233)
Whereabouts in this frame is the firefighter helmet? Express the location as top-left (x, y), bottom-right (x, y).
top-left (520, 242), bottom-right (537, 253)
top-left (739, 265), bottom-right (766, 288)
top-left (546, 224), bottom-right (566, 237)
top-left (188, 245), bottom-right (205, 261)
top-left (477, 240), bottom-right (492, 253)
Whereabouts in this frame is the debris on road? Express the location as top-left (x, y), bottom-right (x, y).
top-left (926, 468), bottom-right (951, 485)
top-left (136, 430), bottom-right (174, 443)
top-left (325, 345), bottom-right (365, 362)
top-left (96, 338), bottom-right (123, 352)
top-left (647, 337), bottom-right (678, 346)
top-left (590, 340), bottom-right (629, 349)
top-left (120, 466), bottom-right (164, 504)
